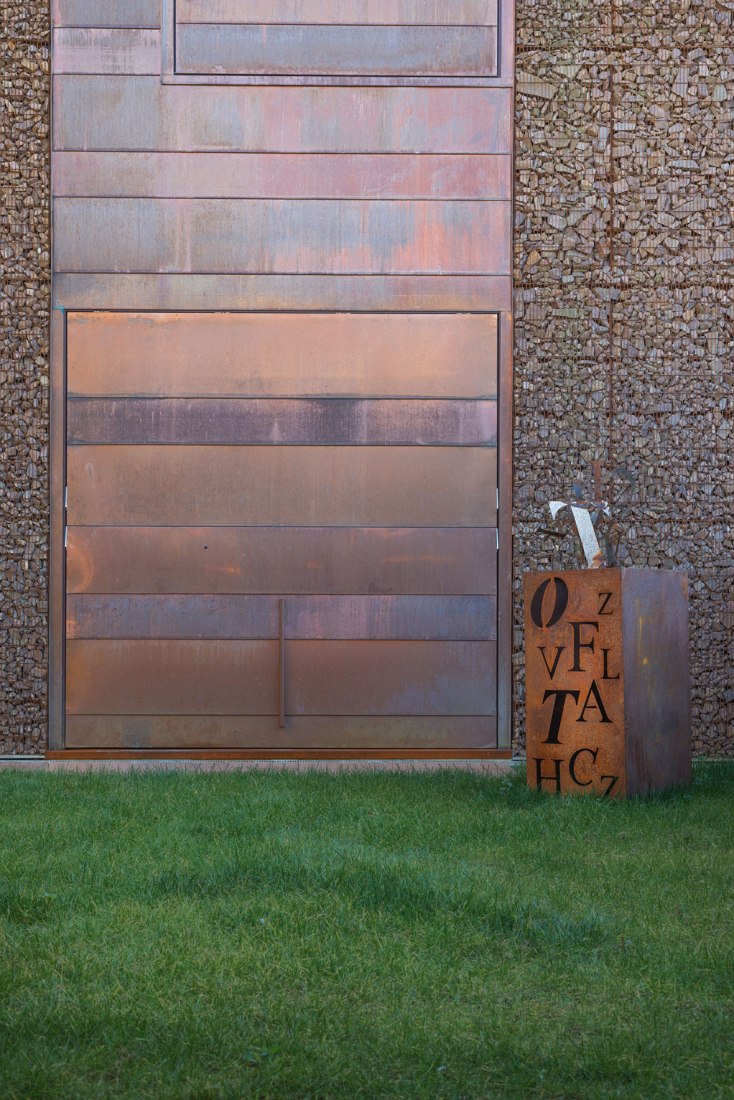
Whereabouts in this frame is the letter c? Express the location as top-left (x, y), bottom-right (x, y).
top-left (569, 747), bottom-right (598, 787)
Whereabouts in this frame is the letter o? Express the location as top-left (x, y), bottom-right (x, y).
top-left (530, 576), bottom-right (569, 629)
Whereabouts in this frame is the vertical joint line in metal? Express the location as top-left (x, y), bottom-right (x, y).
top-left (278, 598), bottom-right (286, 729)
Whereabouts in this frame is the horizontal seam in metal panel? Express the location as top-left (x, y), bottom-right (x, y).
top-left (55, 272), bottom-right (512, 278)
top-left (67, 443), bottom-right (499, 449)
top-left (60, 310), bottom-right (508, 314)
top-left (53, 194), bottom-right (510, 199)
top-left (67, 397), bottom-right (500, 402)
top-left (56, 751), bottom-right (506, 756)
top-left (53, 148), bottom-right (513, 156)
top-left (177, 22), bottom-right (497, 29)
top-left (64, 524), bottom-right (500, 530)
top-left (55, 195), bottom-right (511, 201)
top-left (67, 594), bottom-right (499, 602)
top-left (66, 394), bottom-right (501, 397)
top-left (173, 73), bottom-right (501, 80)
top-left (64, 523), bottom-right (500, 528)
top-left (56, 72), bottom-right (163, 77)
top-left (63, 308), bottom-right (505, 315)
top-left (67, 638), bottom-right (498, 642)
top-left (163, 78), bottom-right (508, 87)
top-left (66, 640), bottom-right (497, 645)
top-left (54, 151), bottom-right (514, 157)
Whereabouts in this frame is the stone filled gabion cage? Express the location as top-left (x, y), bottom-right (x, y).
top-left (1, 0), bottom-right (732, 756)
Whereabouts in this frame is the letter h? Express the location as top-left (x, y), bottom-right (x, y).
top-left (533, 756), bottom-right (563, 793)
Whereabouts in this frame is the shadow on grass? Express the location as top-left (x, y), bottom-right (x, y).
top-left (150, 847), bottom-right (615, 953)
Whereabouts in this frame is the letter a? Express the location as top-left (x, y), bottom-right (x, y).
top-left (577, 680), bottom-right (612, 724)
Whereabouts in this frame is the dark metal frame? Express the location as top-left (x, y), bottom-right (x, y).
top-left (161, 0), bottom-right (514, 89)
top-left (497, 310), bottom-right (513, 750)
top-left (48, 308), bottom-right (66, 750)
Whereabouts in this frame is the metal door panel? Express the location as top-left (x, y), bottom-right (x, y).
top-left (67, 526), bottom-right (498, 596)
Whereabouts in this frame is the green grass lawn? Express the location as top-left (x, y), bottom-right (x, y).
top-left (0, 764), bottom-right (732, 1100)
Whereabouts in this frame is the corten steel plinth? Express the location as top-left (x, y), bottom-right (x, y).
top-left (523, 569), bottom-right (691, 798)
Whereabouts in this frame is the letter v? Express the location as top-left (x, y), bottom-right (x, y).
top-left (538, 646), bottom-right (565, 681)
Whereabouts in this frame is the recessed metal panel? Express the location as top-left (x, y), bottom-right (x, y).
top-left (66, 445), bottom-right (498, 527)
top-left (67, 595), bottom-right (497, 641)
top-left (66, 715), bottom-right (499, 750)
top-left (66, 526), bottom-right (499, 596)
top-left (67, 398), bottom-right (498, 446)
top-left (67, 640), bottom-right (497, 716)
top-left (67, 312), bottom-right (499, 399)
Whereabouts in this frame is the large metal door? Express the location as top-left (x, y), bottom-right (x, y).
top-left (50, 0), bottom-right (514, 755)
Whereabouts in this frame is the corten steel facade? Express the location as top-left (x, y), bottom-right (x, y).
top-left (1, 0), bottom-right (733, 756)
top-left (49, 0), bottom-right (513, 758)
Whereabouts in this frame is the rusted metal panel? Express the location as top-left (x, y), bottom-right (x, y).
top-left (176, 25), bottom-right (497, 79)
top-left (67, 398), bottom-right (498, 446)
top-left (54, 198), bottom-right (511, 275)
top-left (288, 641), bottom-right (497, 715)
top-left (52, 2), bottom-right (513, 754)
top-left (524, 569), bottom-right (691, 797)
top-left (67, 640), bottom-right (279, 715)
top-left (66, 445), bottom-right (498, 527)
top-left (620, 570), bottom-right (691, 795)
top-left (53, 152), bottom-right (512, 200)
top-left (56, 274), bottom-right (513, 313)
top-left (524, 570), bottom-right (626, 796)
top-left (53, 78), bottom-right (513, 153)
top-left (53, 29), bottom-right (161, 75)
top-left (177, 0), bottom-right (498, 25)
top-left (67, 639), bottom-right (496, 716)
top-left (66, 715), bottom-right (498, 750)
top-left (67, 595), bottom-right (497, 640)
top-left (67, 312), bottom-right (498, 398)
top-left (52, 0), bottom-right (161, 27)
top-left (66, 526), bottom-right (498, 596)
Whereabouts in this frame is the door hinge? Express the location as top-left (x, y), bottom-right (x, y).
top-left (496, 488), bottom-right (499, 511)
top-left (64, 485), bottom-right (68, 510)
top-left (64, 526), bottom-right (68, 549)
top-left (496, 529), bottom-right (499, 551)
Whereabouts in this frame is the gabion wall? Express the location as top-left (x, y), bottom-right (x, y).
top-left (1, 2), bottom-right (50, 754)
top-left (514, 0), bottom-right (734, 755)
top-left (0, 0), bottom-right (732, 754)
